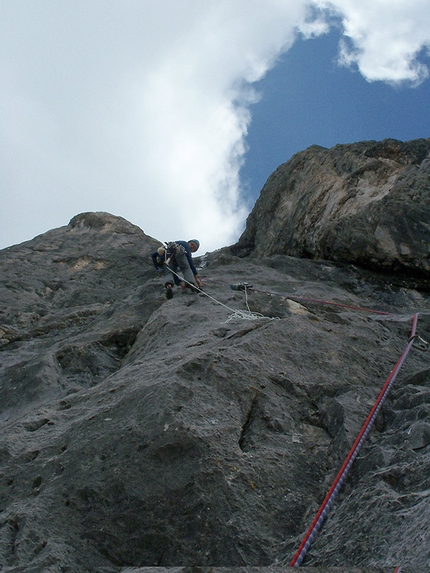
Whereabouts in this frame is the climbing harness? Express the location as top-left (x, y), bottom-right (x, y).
top-left (289, 313), bottom-right (419, 568)
top-left (156, 242), bottom-right (186, 267)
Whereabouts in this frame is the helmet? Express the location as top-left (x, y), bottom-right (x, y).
top-left (188, 239), bottom-right (200, 250)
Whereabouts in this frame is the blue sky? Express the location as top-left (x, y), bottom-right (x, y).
top-left (1, 1), bottom-right (430, 253)
top-left (242, 27), bottom-right (430, 204)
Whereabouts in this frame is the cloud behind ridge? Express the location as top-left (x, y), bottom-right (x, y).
top-left (1, 1), bottom-right (429, 252)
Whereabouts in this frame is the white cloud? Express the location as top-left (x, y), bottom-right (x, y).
top-left (0, 1), bottom-right (430, 253)
top-left (317, 0), bottom-right (430, 84)
top-left (0, 0), bottom-right (309, 253)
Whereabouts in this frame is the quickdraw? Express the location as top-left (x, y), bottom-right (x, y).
top-left (408, 334), bottom-right (429, 351)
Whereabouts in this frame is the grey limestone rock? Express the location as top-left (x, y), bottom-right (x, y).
top-left (236, 138), bottom-right (430, 276)
top-left (0, 200), bottom-right (429, 572)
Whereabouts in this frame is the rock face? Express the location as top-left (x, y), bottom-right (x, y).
top-left (0, 201), bottom-right (429, 573)
top-left (236, 138), bottom-right (430, 276)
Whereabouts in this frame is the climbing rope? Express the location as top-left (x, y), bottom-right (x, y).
top-left (248, 285), bottom-right (393, 316)
top-left (200, 277), bottom-right (425, 567)
top-left (229, 280), bottom-right (425, 568)
top-left (202, 278), bottom-right (395, 315)
top-left (164, 265), bottom-right (275, 322)
top-left (225, 282), bottom-right (428, 347)
top-left (224, 283), bottom-right (271, 322)
top-left (289, 313), bottom-right (419, 567)
top-left (162, 268), bottom-right (424, 567)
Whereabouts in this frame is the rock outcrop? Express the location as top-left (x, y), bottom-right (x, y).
top-left (0, 200), bottom-right (429, 571)
top-left (235, 138), bottom-right (430, 276)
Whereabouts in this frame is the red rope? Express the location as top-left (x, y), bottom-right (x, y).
top-left (205, 278), bottom-right (393, 315)
top-left (250, 288), bottom-right (392, 315)
top-left (289, 314), bottom-right (419, 567)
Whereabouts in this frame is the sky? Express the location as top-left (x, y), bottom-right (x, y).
top-left (1, 1), bottom-right (430, 254)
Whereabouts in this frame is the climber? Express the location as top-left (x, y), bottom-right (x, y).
top-left (155, 240), bottom-right (203, 299)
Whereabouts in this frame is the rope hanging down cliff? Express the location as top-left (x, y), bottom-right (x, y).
top-left (289, 313), bottom-right (419, 568)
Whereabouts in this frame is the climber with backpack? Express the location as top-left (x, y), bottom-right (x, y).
top-left (152, 240), bottom-right (203, 299)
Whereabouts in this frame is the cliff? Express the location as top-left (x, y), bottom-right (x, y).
top-left (236, 138), bottom-right (430, 276)
top-left (1, 140), bottom-right (430, 573)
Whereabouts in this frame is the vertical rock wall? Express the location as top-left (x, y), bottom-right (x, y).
top-left (236, 139), bottom-right (430, 276)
